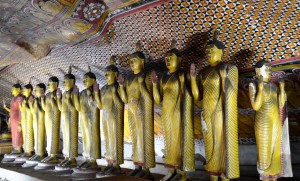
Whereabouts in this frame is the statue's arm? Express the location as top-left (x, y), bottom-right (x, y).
top-left (57, 95), bottom-right (62, 111)
top-left (249, 81), bottom-right (263, 111)
top-left (152, 78), bottom-right (162, 104)
top-left (73, 93), bottom-right (81, 112)
top-left (41, 96), bottom-right (46, 110)
top-left (119, 82), bottom-right (128, 104)
top-left (278, 80), bottom-right (287, 108)
top-left (94, 90), bottom-right (102, 109)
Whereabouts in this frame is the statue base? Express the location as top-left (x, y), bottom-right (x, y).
top-left (22, 160), bottom-right (39, 168)
top-left (55, 164), bottom-right (76, 171)
top-left (34, 161), bottom-right (58, 170)
top-left (13, 156), bottom-right (29, 164)
top-left (1, 153), bottom-right (20, 163)
top-left (72, 167), bottom-right (100, 178)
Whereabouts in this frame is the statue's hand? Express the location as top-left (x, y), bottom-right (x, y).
top-left (29, 95), bottom-right (34, 104)
top-left (111, 85), bottom-right (116, 93)
top-left (219, 63), bottom-right (227, 80)
top-left (93, 81), bottom-right (99, 92)
top-left (18, 124), bottom-right (22, 132)
top-left (190, 63), bottom-right (197, 78)
top-left (73, 85), bottom-right (79, 95)
top-left (138, 75), bottom-right (144, 83)
top-left (57, 88), bottom-right (62, 98)
top-left (117, 74), bottom-right (124, 85)
top-left (151, 70), bottom-right (158, 84)
top-left (41, 90), bottom-right (45, 98)
top-left (279, 78), bottom-right (285, 90)
top-left (258, 75), bottom-right (264, 90)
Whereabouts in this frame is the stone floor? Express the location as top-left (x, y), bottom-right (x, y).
top-left (0, 156), bottom-right (299, 181)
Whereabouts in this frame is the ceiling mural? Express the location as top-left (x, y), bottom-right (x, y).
top-left (0, 0), bottom-right (300, 138)
top-left (0, 0), bottom-right (169, 66)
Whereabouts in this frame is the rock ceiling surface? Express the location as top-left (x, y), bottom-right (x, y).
top-left (0, 0), bottom-right (299, 136)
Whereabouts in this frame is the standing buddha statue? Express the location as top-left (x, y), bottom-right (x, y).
top-left (2, 83), bottom-right (24, 163)
top-left (118, 42), bottom-right (155, 179)
top-left (23, 83), bottom-right (47, 167)
top-left (151, 40), bottom-right (195, 181)
top-left (190, 31), bottom-right (239, 181)
top-left (15, 81), bottom-right (35, 163)
top-left (98, 57), bottom-right (124, 175)
top-left (56, 67), bottom-right (79, 170)
top-left (36, 77), bottom-right (61, 169)
top-left (249, 60), bottom-right (292, 180)
top-left (73, 66), bottom-right (101, 174)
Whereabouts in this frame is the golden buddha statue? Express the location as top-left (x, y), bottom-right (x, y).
top-left (16, 82), bottom-right (35, 162)
top-left (118, 42), bottom-right (155, 179)
top-left (151, 40), bottom-right (195, 181)
top-left (2, 83), bottom-right (24, 163)
top-left (38, 77), bottom-right (61, 167)
top-left (249, 60), bottom-right (292, 180)
top-left (23, 83), bottom-right (46, 167)
top-left (73, 66), bottom-right (101, 171)
top-left (56, 67), bottom-right (79, 170)
top-left (190, 31), bottom-right (239, 181)
top-left (98, 57), bottom-right (124, 175)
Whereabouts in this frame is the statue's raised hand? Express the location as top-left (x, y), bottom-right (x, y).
top-left (118, 74), bottom-right (125, 85)
top-left (219, 63), bottom-right (228, 80)
top-left (57, 88), bottom-right (62, 98)
top-left (190, 63), bottom-right (197, 78)
top-left (93, 81), bottom-right (99, 93)
top-left (29, 95), bottom-right (34, 103)
top-left (73, 85), bottom-right (79, 95)
top-left (151, 70), bottom-right (158, 84)
top-left (278, 78), bottom-right (285, 91)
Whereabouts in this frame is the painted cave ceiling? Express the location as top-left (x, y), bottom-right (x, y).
top-left (0, 0), bottom-right (300, 135)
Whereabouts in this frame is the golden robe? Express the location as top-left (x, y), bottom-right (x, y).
top-left (200, 63), bottom-right (239, 178)
top-left (123, 71), bottom-right (155, 168)
top-left (31, 97), bottom-right (45, 156)
top-left (159, 70), bottom-right (194, 171)
top-left (61, 91), bottom-right (78, 159)
top-left (101, 83), bottom-right (124, 164)
top-left (43, 92), bottom-right (61, 156)
top-left (79, 89), bottom-right (101, 160)
top-left (250, 81), bottom-right (293, 180)
top-left (20, 96), bottom-right (34, 154)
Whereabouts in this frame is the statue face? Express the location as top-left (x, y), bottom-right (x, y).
top-left (165, 53), bottom-right (180, 72)
top-left (105, 70), bottom-right (117, 85)
top-left (206, 45), bottom-right (223, 65)
top-left (35, 86), bottom-right (44, 97)
top-left (129, 56), bottom-right (144, 72)
top-left (256, 63), bottom-right (272, 80)
top-left (48, 81), bottom-right (57, 92)
top-left (22, 88), bottom-right (31, 97)
top-left (11, 87), bottom-right (21, 97)
top-left (83, 75), bottom-right (94, 88)
top-left (63, 78), bottom-right (74, 91)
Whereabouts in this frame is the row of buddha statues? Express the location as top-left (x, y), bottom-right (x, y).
top-left (1, 31), bottom-right (292, 181)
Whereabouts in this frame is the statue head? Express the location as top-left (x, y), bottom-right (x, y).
top-left (255, 59), bottom-right (272, 81)
top-left (165, 39), bottom-right (181, 73)
top-left (35, 83), bottom-right (46, 98)
top-left (11, 83), bottom-right (22, 97)
top-left (206, 31), bottom-right (224, 66)
top-left (23, 83), bottom-right (33, 98)
top-left (64, 66), bottom-right (75, 91)
top-left (48, 76), bottom-right (59, 92)
top-left (129, 41), bottom-right (145, 74)
top-left (105, 56), bottom-right (119, 85)
top-left (83, 66), bottom-right (96, 89)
